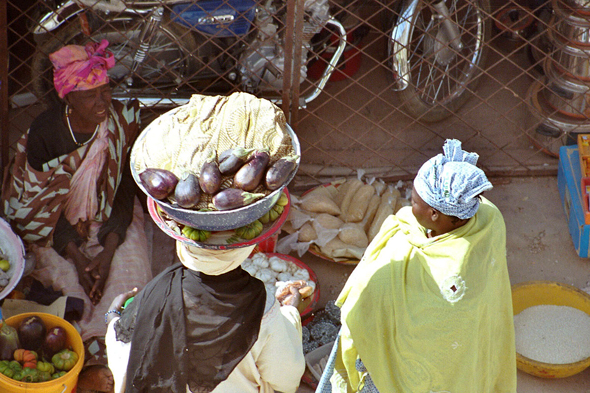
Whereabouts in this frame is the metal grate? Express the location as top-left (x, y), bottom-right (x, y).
top-left (3, 0), bottom-right (587, 189)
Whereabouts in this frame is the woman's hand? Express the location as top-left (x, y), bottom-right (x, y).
top-left (87, 251), bottom-right (112, 305)
top-left (105, 287), bottom-right (139, 325)
top-left (87, 232), bottom-right (119, 304)
top-left (109, 287), bottom-right (138, 312)
top-left (65, 241), bottom-right (94, 297)
top-left (280, 286), bottom-right (302, 309)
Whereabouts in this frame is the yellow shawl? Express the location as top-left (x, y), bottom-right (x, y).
top-left (332, 197), bottom-right (516, 392)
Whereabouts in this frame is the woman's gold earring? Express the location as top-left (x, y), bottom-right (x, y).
top-left (67, 106), bottom-right (73, 116)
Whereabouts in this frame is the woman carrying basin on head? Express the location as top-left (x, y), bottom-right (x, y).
top-left (105, 243), bottom-right (306, 393)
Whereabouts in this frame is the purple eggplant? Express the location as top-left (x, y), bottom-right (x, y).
top-left (212, 188), bottom-right (265, 210)
top-left (233, 150), bottom-right (270, 191)
top-left (264, 154), bottom-right (299, 191)
top-left (174, 173), bottom-right (201, 208)
top-left (42, 326), bottom-right (67, 359)
top-left (218, 147), bottom-right (254, 175)
top-left (139, 168), bottom-right (179, 200)
top-left (199, 153), bottom-right (222, 194)
top-left (18, 315), bottom-right (46, 352)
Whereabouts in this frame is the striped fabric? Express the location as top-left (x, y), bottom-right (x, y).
top-left (1, 100), bottom-right (139, 246)
top-left (1, 100), bottom-right (151, 343)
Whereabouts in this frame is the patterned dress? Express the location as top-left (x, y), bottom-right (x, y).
top-left (1, 99), bottom-right (152, 345)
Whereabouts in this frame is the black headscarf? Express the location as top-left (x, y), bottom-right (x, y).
top-left (114, 262), bottom-right (267, 393)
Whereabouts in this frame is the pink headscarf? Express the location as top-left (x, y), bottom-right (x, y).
top-left (50, 39), bottom-right (115, 99)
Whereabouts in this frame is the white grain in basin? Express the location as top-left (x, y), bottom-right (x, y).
top-left (514, 305), bottom-right (590, 364)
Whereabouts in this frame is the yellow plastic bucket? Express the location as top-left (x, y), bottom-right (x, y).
top-left (512, 281), bottom-right (590, 378)
top-left (0, 312), bottom-right (84, 393)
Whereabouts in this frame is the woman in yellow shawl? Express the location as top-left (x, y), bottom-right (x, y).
top-left (323, 139), bottom-right (517, 393)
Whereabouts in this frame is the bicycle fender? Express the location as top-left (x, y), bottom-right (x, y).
top-left (31, 0), bottom-right (84, 34)
top-left (389, 0), bottom-right (420, 91)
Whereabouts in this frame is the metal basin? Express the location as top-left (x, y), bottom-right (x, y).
top-left (547, 27), bottom-right (590, 80)
top-left (130, 108), bottom-right (301, 232)
top-left (562, 0), bottom-right (590, 13)
top-left (543, 57), bottom-right (590, 119)
top-left (0, 218), bottom-right (25, 301)
top-left (553, 0), bottom-right (590, 46)
top-left (526, 78), bottom-right (590, 157)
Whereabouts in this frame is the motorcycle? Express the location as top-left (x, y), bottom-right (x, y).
top-left (30, 0), bottom-right (347, 110)
top-left (30, 0), bottom-right (490, 122)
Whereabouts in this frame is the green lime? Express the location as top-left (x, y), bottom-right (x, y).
top-left (0, 259), bottom-right (10, 272)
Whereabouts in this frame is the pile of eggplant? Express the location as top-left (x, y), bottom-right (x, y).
top-left (157, 190), bottom-right (289, 244)
top-left (139, 147), bottom-right (299, 212)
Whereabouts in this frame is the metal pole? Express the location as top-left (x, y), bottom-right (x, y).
top-left (289, 0), bottom-right (304, 129)
top-left (282, 0), bottom-right (295, 122)
top-left (0, 0), bottom-right (8, 173)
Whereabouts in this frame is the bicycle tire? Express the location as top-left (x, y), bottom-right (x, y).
top-left (395, 0), bottom-right (491, 122)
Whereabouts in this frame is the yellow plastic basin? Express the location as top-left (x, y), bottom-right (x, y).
top-left (0, 313), bottom-right (84, 392)
top-left (512, 280), bottom-right (590, 378)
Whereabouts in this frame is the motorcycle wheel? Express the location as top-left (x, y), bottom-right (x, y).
top-left (394, 0), bottom-right (491, 122)
top-left (31, 17), bottom-right (198, 107)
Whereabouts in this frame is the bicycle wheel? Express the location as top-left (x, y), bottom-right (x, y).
top-left (31, 15), bottom-right (198, 107)
top-left (394, 0), bottom-right (491, 122)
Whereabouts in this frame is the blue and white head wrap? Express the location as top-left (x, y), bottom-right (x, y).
top-left (413, 139), bottom-right (492, 220)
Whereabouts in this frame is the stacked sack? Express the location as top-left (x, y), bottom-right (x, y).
top-left (281, 178), bottom-right (411, 261)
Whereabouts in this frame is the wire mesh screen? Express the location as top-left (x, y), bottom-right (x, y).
top-left (4, 0), bottom-right (586, 189)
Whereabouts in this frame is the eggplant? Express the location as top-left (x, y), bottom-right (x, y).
top-left (212, 188), bottom-right (266, 210)
top-left (139, 168), bottom-right (179, 200)
top-left (264, 154), bottom-right (299, 191)
top-left (18, 315), bottom-right (47, 352)
top-left (42, 326), bottom-right (67, 359)
top-left (174, 172), bottom-right (201, 208)
top-left (218, 147), bottom-right (254, 175)
top-left (233, 150), bottom-right (270, 191)
top-left (199, 153), bottom-right (222, 194)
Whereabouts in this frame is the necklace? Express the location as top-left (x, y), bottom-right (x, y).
top-left (65, 105), bottom-right (99, 147)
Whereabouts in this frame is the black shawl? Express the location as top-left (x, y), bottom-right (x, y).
top-left (114, 262), bottom-right (267, 393)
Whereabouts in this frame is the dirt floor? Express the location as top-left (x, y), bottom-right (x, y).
top-left (146, 175), bottom-right (590, 392)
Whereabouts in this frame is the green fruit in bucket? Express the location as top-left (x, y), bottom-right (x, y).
top-left (52, 349), bottom-right (78, 371)
top-left (0, 259), bottom-right (10, 272)
top-left (52, 370), bottom-right (67, 379)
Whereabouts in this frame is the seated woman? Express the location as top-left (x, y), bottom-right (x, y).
top-left (105, 243), bottom-right (306, 393)
top-left (1, 40), bottom-right (152, 392)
